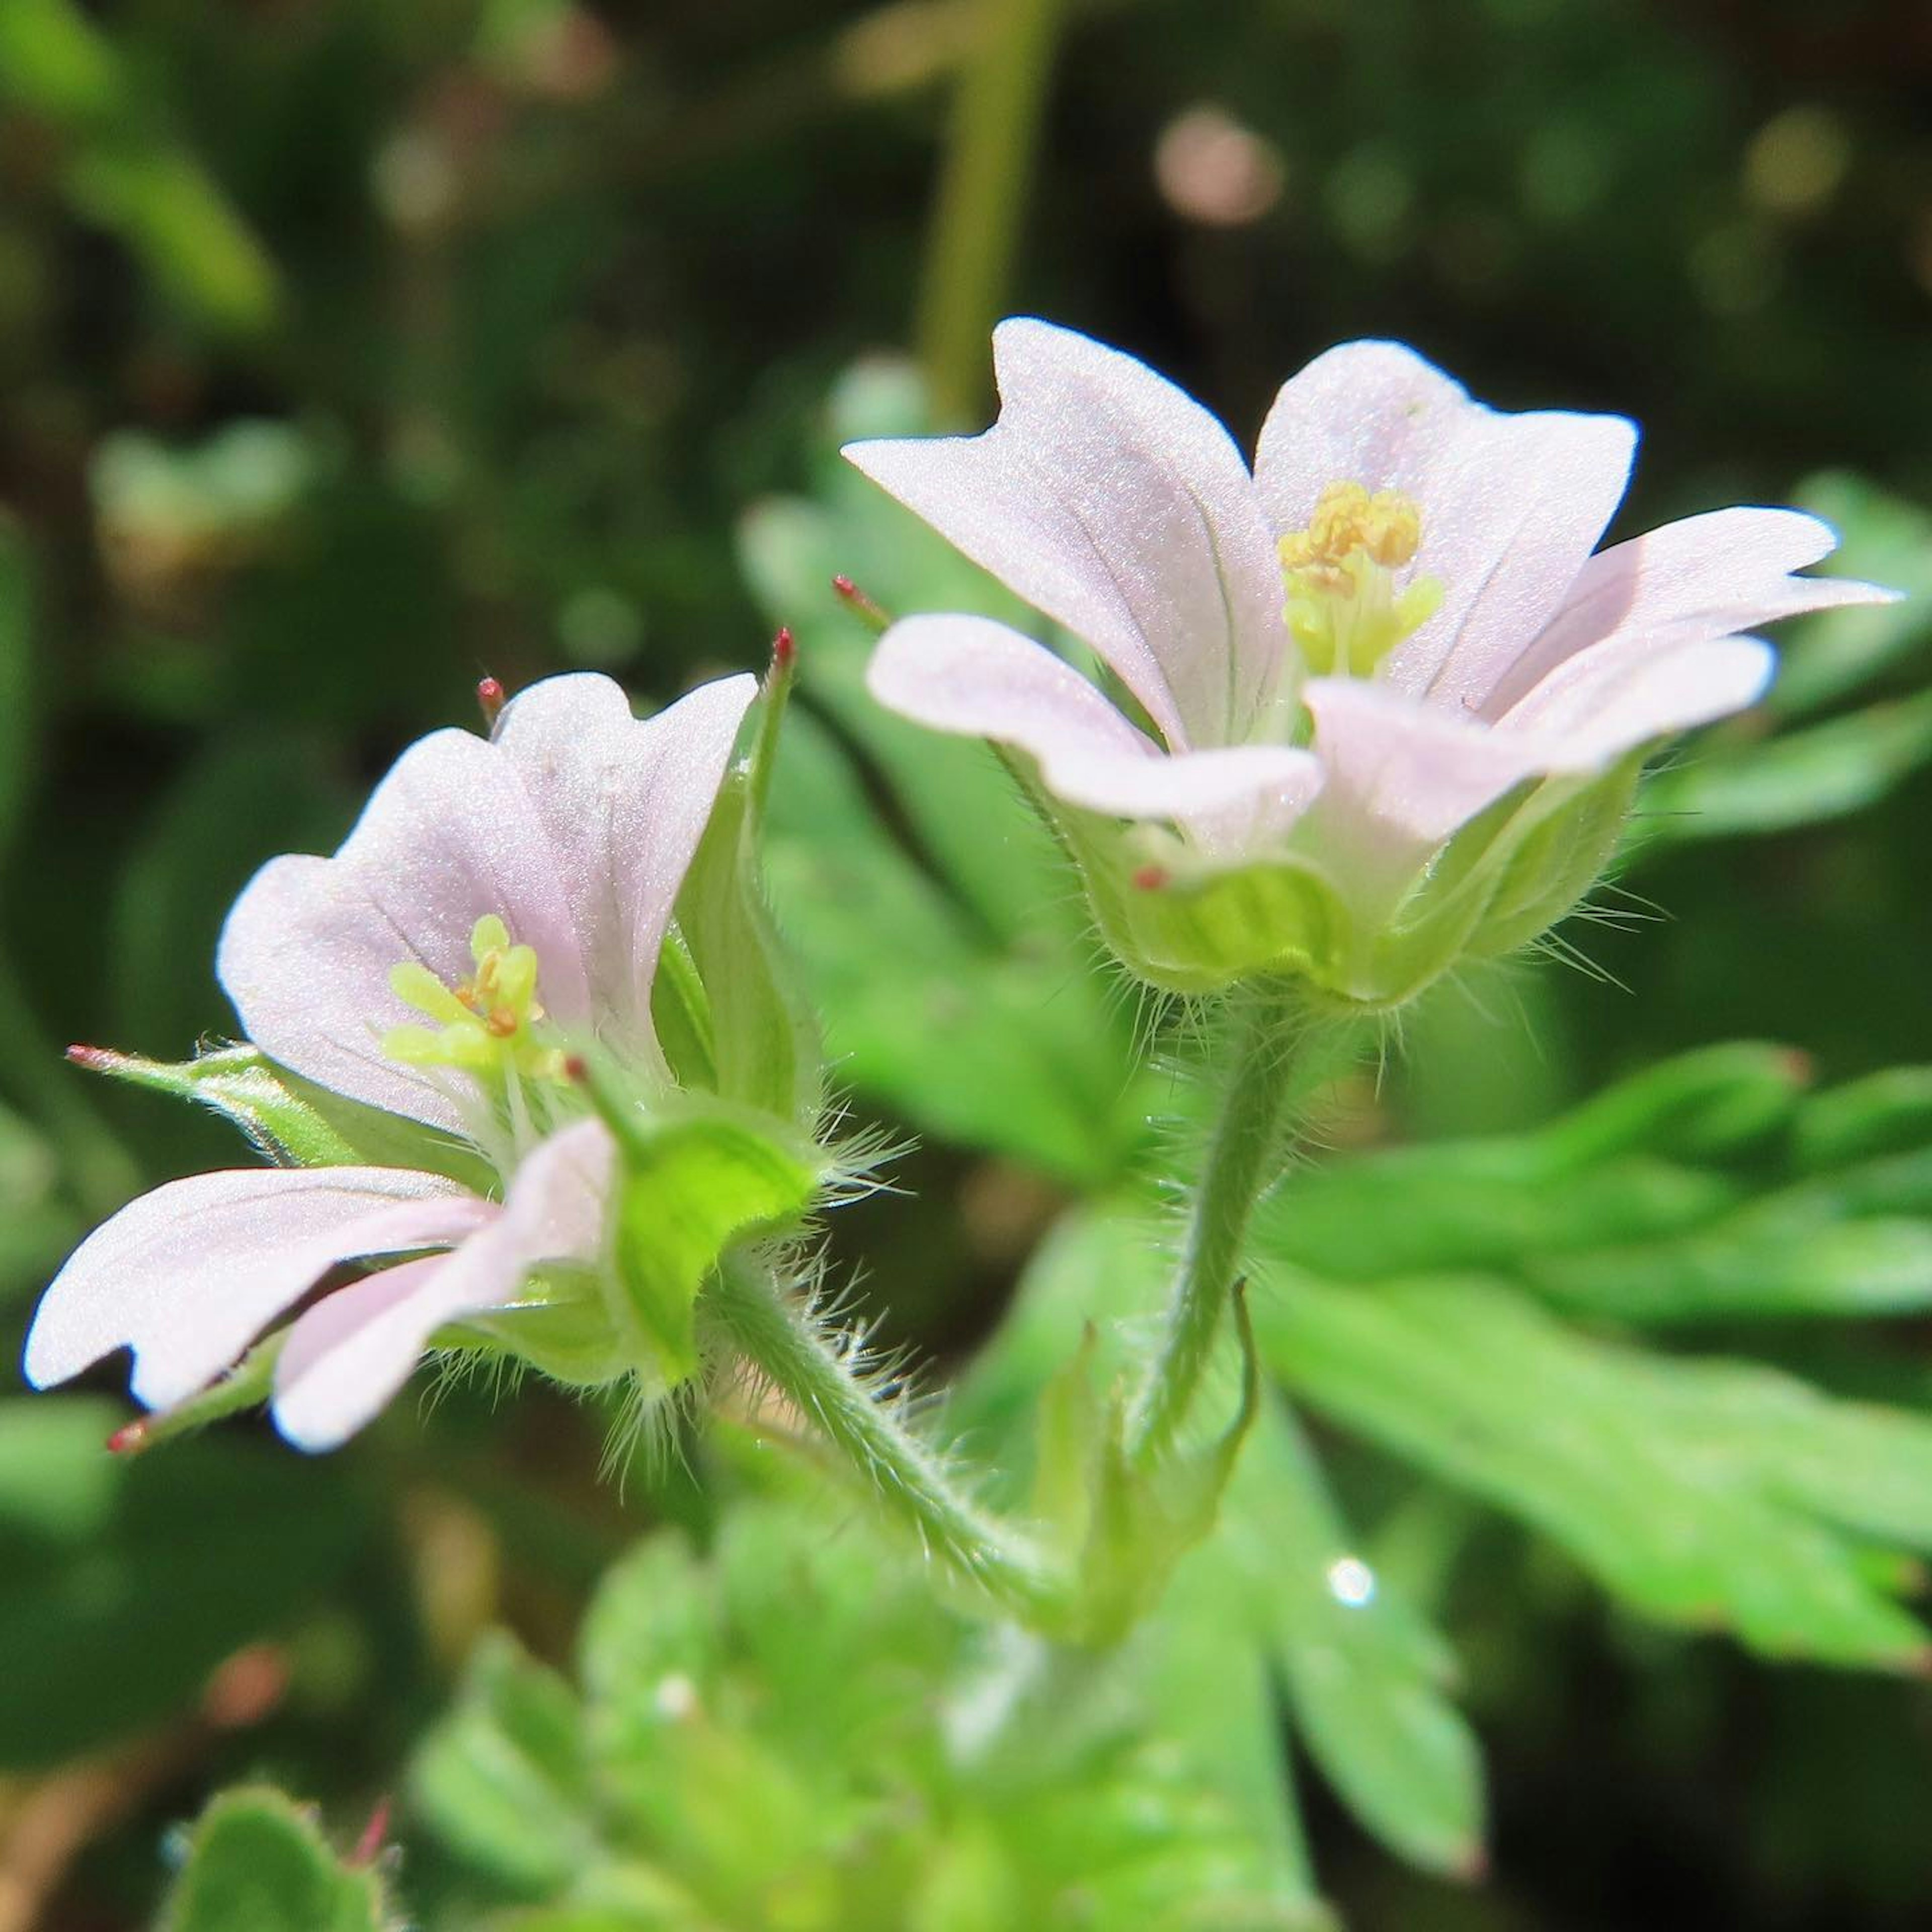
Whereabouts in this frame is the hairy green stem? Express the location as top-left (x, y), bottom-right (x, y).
top-left (708, 1253), bottom-right (1064, 1623)
top-left (1126, 983), bottom-right (1328, 1466)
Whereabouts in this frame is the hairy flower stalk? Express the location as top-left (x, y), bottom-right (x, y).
top-left (1125, 985), bottom-right (1327, 1464)
top-left (706, 1253), bottom-right (1065, 1621)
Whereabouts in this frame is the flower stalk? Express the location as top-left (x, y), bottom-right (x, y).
top-left (706, 1250), bottom-right (1065, 1624)
top-left (1125, 986), bottom-right (1342, 1466)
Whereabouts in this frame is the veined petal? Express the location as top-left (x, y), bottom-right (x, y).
top-left (867, 612), bottom-right (1159, 763)
top-left (23, 1167), bottom-right (489, 1412)
top-left (1497, 632), bottom-right (1776, 762)
top-left (218, 728), bottom-right (590, 1133)
top-left (844, 318), bottom-right (1285, 750)
top-left (1479, 508), bottom-right (1896, 717)
top-left (1254, 341), bottom-right (1636, 708)
top-left (272, 1120), bottom-right (614, 1451)
top-left (493, 672), bottom-right (757, 1061)
top-left (1298, 680), bottom-right (1570, 905)
top-left (867, 614), bottom-right (1320, 840)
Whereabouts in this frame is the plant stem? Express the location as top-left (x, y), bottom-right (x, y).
top-left (1126, 983), bottom-right (1329, 1466)
top-left (708, 1252), bottom-right (1064, 1623)
top-left (917, 0), bottom-right (1070, 424)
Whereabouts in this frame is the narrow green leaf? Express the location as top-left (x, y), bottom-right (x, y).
top-left (1773, 472), bottom-right (1932, 718)
top-left (736, 374), bottom-right (1060, 944)
top-left (1641, 689), bottom-right (1932, 844)
top-left (1235, 1405), bottom-right (1486, 1878)
top-left (72, 1044), bottom-right (494, 1189)
top-left (1795, 1067), bottom-right (1932, 1171)
top-left (764, 713), bottom-right (1144, 1183)
top-left (159, 1787), bottom-right (392, 1932)
top-left (1528, 1208), bottom-right (1932, 1323)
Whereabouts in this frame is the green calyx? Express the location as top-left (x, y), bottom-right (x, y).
top-left (1039, 758), bottom-right (1644, 1011)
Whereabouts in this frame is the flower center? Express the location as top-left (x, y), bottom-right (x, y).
top-left (384, 914), bottom-right (569, 1086)
top-left (1278, 480), bottom-right (1442, 679)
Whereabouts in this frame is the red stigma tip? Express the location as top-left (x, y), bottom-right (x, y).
top-left (773, 625), bottom-right (795, 668)
top-left (350, 1796), bottom-right (393, 1868)
top-left (477, 676), bottom-right (507, 723)
top-left (562, 1054), bottom-right (589, 1083)
top-left (1132, 864), bottom-right (1169, 891)
top-left (107, 1418), bottom-right (149, 1456)
top-left (831, 573), bottom-right (892, 633)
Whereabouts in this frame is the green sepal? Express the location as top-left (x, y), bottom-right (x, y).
top-left (673, 757), bottom-right (823, 1129)
top-left (1036, 1293), bottom-right (1262, 1646)
top-left (70, 1043), bottom-right (494, 1190)
top-left (157, 1786), bottom-right (396, 1932)
top-left (580, 1074), bottom-right (824, 1384)
top-left (1027, 749), bottom-right (1649, 1009)
top-left (105, 1332), bottom-right (283, 1456)
top-left (463, 1264), bottom-right (633, 1390)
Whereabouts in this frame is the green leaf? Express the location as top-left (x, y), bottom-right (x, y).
top-left (961, 1210), bottom-right (1480, 1886)
top-left (72, 1044), bottom-right (495, 1189)
top-left (1772, 473), bottom-right (1932, 718)
top-left (764, 712), bottom-right (1145, 1183)
top-left (1795, 1066), bottom-right (1932, 1170)
top-left (158, 1787), bottom-right (392, 1932)
top-left (1527, 1204), bottom-right (1932, 1323)
top-left (1640, 688), bottom-right (1932, 845)
top-left (736, 365), bottom-right (1060, 943)
top-left (0, 1400), bottom-right (368, 1766)
top-left (411, 1632), bottom-right (596, 1899)
top-left (1233, 1405), bottom-right (1485, 1878)
top-left (593, 1095), bottom-right (822, 1381)
top-left (0, 0), bottom-right (278, 333)
top-left (1255, 1273), bottom-right (1932, 1671)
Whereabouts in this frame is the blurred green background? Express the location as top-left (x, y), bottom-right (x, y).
top-left (2, 0), bottom-right (1930, 1926)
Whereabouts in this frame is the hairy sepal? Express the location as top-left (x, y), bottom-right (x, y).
top-left (72, 1043), bottom-right (495, 1189)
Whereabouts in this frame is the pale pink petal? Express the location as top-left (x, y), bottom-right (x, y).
top-left (867, 613), bottom-right (1161, 763)
top-left (867, 614), bottom-right (1319, 836)
top-left (1253, 341), bottom-right (1636, 708)
top-left (272, 1120), bottom-right (614, 1451)
top-left (1479, 508), bottom-right (1896, 716)
top-left (218, 729), bottom-right (590, 1133)
top-left (493, 672), bottom-right (758, 1062)
top-left (1297, 680), bottom-right (1569, 906)
top-left (1497, 633), bottom-right (1776, 762)
top-left (844, 318), bottom-right (1285, 750)
top-left (23, 1167), bottom-right (490, 1411)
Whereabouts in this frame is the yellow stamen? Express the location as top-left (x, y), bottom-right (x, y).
top-left (383, 915), bottom-right (567, 1084)
top-left (1279, 479), bottom-right (1440, 678)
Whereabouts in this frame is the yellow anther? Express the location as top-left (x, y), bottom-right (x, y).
top-left (1278, 478), bottom-right (1438, 679)
top-left (1279, 480), bottom-right (1424, 574)
top-left (383, 914), bottom-right (564, 1084)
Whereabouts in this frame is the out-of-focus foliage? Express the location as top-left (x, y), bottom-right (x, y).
top-left (413, 1494), bottom-right (1325, 1930)
top-left (2, 0), bottom-right (1930, 1928)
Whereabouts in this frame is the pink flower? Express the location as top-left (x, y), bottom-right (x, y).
top-left (849, 322), bottom-right (1891, 998)
top-left (25, 672), bottom-right (755, 1448)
